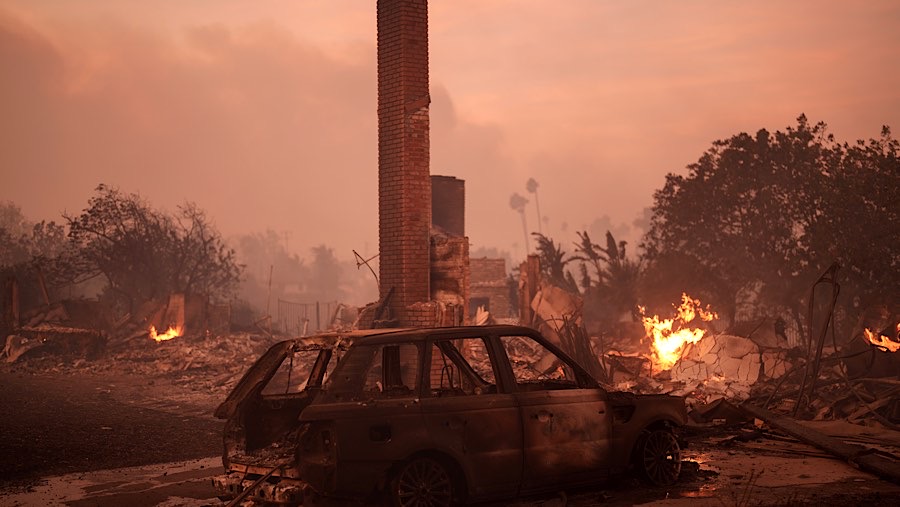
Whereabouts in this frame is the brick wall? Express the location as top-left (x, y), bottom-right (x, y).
top-left (377, 0), bottom-right (431, 325)
top-left (431, 234), bottom-right (470, 324)
top-left (470, 258), bottom-right (506, 284)
top-left (470, 257), bottom-right (510, 319)
top-left (431, 175), bottom-right (465, 236)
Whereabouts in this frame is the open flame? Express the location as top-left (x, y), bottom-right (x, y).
top-left (863, 325), bottom-right (900, 353)
top-left (149, 325), bottom-right (183, 342)
top-left (640, 293), bottom-right (718, 371)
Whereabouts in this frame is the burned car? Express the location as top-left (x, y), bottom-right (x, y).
top-left (213, 325), bottom-right (686, 505)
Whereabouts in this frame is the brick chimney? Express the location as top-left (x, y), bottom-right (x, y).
top-left (377, 0), bottom-right (431, 325)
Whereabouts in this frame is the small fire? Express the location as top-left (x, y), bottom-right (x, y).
top-left (863, 325), bottom-right (900, 353)
top-left (640, 293), bottom-right (718, 371)
top-left (149, 325), bottom-right (183, 342)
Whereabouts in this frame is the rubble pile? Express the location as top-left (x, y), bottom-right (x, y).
top-left (104, 332), bottom-right (278, 395)
top-left (1, 292), bottom-right (282, 398)
top-left (750, 350), bottom-right (900, 426)
top-left (3, 330), bottom-right (278, 396)
top-left (597, 328), bottom-right (899, 428)
top-left (522, 277), bottom-right (900, 429)
top-left (2, 300), bottom-right (110, 363)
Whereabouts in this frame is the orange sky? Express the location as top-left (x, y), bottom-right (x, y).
top-left (2, 0), bottom-right (899, 264)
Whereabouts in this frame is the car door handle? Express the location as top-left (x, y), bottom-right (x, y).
top-left (533, 410), bottom-right (553, 423)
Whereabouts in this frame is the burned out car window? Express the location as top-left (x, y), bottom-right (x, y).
top-left (427, 338), bottom-right (497, 396)
top-left (458, 338), bottom-right (496, 385)
top-left (363, 343), bottom-right (419, 397)
top-left (322, 342), bottom-right (420, 401)
top-left (500, 335), bottom-right (577, 389)
top-left (260, 348), bottom-right (331, 396)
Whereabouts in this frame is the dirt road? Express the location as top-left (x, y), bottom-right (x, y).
top-left (0, 370), bottom-right (222, 486)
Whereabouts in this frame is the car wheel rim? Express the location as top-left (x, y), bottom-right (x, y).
top-left (642, 430), bottom-right (681, 486)
top-left (396, 458), bottom-right (453, 507)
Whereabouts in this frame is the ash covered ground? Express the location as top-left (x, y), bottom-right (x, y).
top-left (0, 332), bottom-right (271, 488)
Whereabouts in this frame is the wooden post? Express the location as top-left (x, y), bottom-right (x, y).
top-left (742, 403), bottom-right (900, 484)
top-left (3, 276), bottom-right (19, 329)
top-left (35, 266), bottom-right (51, 306)
top-left (519, 255), bottom-right (541, 327)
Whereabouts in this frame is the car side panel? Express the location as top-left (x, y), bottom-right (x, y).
top-left (517, 388), bottom-right (611, 492)
top-left (301, 399), bottom-right (426, 496)
top-left (420, 393), bottom-right (523, 499)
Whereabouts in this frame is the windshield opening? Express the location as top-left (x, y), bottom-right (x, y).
top-left (260, 346), bottom-right (341, 396)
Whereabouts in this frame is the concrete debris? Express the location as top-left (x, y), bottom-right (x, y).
top-left (760, 349), bottom-right (791, 380)
top-left (671, 334), bottom-right (761, 399)
top-left (530, 284), bottom-right (580, 329)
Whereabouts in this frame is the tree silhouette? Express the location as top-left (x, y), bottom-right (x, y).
top-left (532, 232), bottom-right (578, 293)
top-left (61, 185), bottom-right (242, 314)
top-left (509, 193), bottom-right (530, 255)
top-left (526, 178), bottom-right (542, 235)
top-left (641, 115), bottom-right (899, 340)
top-left (573, 231), bottom-right (642, 326)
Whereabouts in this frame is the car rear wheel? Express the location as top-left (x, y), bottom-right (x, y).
top-left (637, 429), bottom-right (682, 486)
top-left (391, 457), bottom-right (456, 507)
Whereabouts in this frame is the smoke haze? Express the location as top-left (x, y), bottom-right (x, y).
top-left (2, 0), bottom-right (898, 265)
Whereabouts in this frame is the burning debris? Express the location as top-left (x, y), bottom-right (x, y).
top-left (670, 334), bottom-right (761, 399)
top-left (598, 294), bottom-right (773, 405)
top-left (639, 293), bottom-right (718, 372)
top-left (864, 325), bottom-right (900, 353)
top-left (513, 253), bottom-right (900, 432)
top-left (149, 325), bottom-right (183, 342)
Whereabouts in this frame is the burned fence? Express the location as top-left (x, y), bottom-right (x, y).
top-left (275, 299), bottom-right (339, 335)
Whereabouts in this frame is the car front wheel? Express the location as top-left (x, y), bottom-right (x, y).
top-left (391, 457), bottom-right (456, 507)
top-left (637, 428), bottom-right (682, 486)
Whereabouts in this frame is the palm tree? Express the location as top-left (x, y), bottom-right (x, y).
top-left (509, 193), bottom-right (530, 254)
top-left (526, 178), bottom-right (542, 235)
top-left (573, 230), bottom-right (642, 320)
top-left (532, 232), bottom-right (579, 293)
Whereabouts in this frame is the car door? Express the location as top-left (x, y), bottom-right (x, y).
top-left (315, 341), bottom-right (429, 495)
top-left (496, 332), bottom-right (611, 493)
top-left (419, 335), bottom-right (523, 499)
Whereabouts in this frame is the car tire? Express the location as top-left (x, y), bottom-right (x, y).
top-left (635, 428), bottom-right (682, 486)
top-left (390, 456), bottom-right (458, 507)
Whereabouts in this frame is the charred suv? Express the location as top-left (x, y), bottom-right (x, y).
top-left (213, 325), bottom-right (686, 505)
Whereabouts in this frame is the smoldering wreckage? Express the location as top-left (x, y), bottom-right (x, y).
top-left (2, 259), bottom-right (899, 506)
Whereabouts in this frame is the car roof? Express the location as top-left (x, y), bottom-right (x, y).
top-left (349, 324), bottom-right (536, 346)
top-left (276, 325), bottom-right (538, 349)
